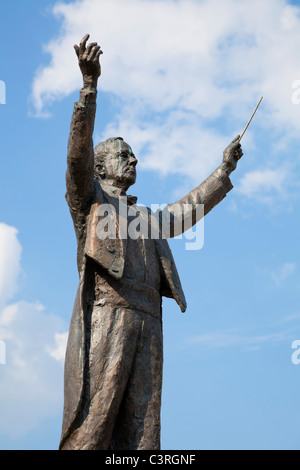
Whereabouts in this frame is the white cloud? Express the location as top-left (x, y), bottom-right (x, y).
top-left (0, 301), bottom-right (67, 438)
top-left (186, 326), bottom-right (297, 351)
top-left (271, 262), bottom-right (296, 286)
top-left (102, 109), bottom-right (229, 183)
top-left (30, 0), bottom-right (300, 200)
top-left (47, 332), bottom-right (69, 362)
top-left (0, 224), bottom-right (68, 438)
top-left (283, 312), bottom-right (300, 323)
top-left (0, 224), bottom-right (22, 305)
top-left (237, 168), bottom-right (290, 204)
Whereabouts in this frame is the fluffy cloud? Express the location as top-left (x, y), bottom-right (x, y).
top-left (0, 223), bottom-right (68, 438)
top-left (237, 167), bottom-right (290, 204)
top-left (31, 0), bottom-right (300, 199)
top-left (32, 0), bottom-right (300, 123)
top-left (0, 224), bottom-right (22, 305)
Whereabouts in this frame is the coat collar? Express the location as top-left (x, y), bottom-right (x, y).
top-left (100, 182), bottom-right (138, 206)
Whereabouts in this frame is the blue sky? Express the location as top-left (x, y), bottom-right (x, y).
top-left (1, 0), bottom-right (300, 450)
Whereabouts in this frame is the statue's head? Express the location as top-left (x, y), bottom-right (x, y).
top-left (94, 137), bottom-right (138, 190)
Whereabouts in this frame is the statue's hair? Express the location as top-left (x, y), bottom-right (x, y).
top-left (94, 137), bottom-right (124, 167)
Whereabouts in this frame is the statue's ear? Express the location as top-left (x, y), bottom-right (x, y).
top-left (95, 163), bottom-right (105, 179)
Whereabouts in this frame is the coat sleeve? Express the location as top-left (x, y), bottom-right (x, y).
top-left (161, 165), bottom-right (233, 238)
top-left (65, 87), bottom-right (98, 272)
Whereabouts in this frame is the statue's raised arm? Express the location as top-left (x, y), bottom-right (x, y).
top-left (66, 34), bottom-right (103, 215)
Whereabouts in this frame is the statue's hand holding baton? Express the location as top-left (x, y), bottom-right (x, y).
top-left (222, 97), bottom-right (263, 175)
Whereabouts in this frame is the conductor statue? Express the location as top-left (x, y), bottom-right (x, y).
top-left (59, 35), bottom-right (243, 450)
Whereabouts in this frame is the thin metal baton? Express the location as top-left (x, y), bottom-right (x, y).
top-left (239, 97), bottom-right (263, 142)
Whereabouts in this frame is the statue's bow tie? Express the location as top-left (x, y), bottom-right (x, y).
top-left (127, 195), bottom-right (138, 206)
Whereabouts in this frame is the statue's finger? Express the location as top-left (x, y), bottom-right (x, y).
top-left (79, 34), bottom-right (90, 55)
top-left (74, 44), bottom-right (80, 57)
top-left (88, 45), bottom-right (101, 61)
top-left (231, 142), bottom-right (240, 151)
top-left (82, 42), bottom-right (97, 60)
top-left (236, 149), bottom-right (243, 160)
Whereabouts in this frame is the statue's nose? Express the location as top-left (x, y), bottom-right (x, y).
top-left (129, 156), bottom-right (138, 166)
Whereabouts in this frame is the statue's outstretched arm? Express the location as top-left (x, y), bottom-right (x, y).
top-left (66, 34), bottom-right (103, 214)
top-left (161, 136), bottom-right (243, 238)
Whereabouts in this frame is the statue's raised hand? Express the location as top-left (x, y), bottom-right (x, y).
top-left (222, 135), bottom-right (243, 174)
top-left (74, 34), bottom-right (103, 88)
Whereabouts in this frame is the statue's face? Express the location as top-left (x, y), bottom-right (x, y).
top-left (102, 140), bottom-right (138, 189)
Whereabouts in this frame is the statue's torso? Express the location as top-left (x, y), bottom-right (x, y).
top-left (85, 235), bottom-right (162, 320)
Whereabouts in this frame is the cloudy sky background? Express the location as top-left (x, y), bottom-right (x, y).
top-left (1, 0), bottom-right (300, 450)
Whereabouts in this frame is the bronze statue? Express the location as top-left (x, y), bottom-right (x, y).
top-left (59, 34), bottom-right (243, 451)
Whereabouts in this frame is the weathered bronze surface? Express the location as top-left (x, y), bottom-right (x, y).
top-left (59, 35), bottom-right (243, 451)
